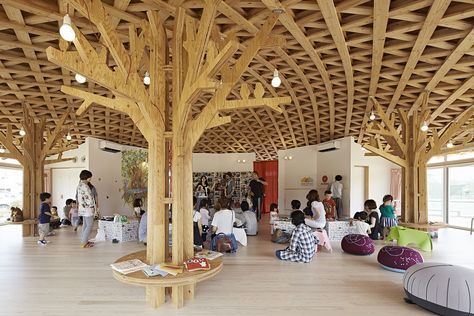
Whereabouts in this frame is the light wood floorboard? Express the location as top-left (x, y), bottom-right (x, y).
top-left (1, 216), bottom-right (473, 316)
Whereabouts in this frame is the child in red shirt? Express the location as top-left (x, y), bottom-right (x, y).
top-left (323, 190), bottom-right (336, 220)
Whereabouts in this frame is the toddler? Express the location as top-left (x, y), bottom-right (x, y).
top-left (379, 194), bottom-right (397, 238)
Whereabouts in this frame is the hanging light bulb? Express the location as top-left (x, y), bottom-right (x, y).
top-left (143, 71), bottom-right (151, 85)
top-left (75, 73), bottom-right (86, 84)
top-left (447, 141), bottom-right (454, 149)
top-left (19, 128), bottom-right (26, 136)
top-left (369, 111), bottom-right (375, 121)
top-left (271, 69), bottom-right (281, 88)
top-left (66, 132), bottom-right (72, 141)
top-left (420, 122), bottom-right (429, 132)
top-left (0, 146), bottom-right (5, 154)
top-left (59, 14), bottom-right (76, 42)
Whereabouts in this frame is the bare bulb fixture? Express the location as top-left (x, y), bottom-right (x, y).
top-left (271, 69), bottom-right (281, 88)
top-left (143, 71), bottom-right (150, 85)
top-left (420, 122), bottom-right (429, 132)
top-left (369, 111), bottom-right (375, 121)
top-left (447, 141), bottom-right (454, 149)
top-left (19, 128), bottom-right (26, 136)
top-left (60, 14), bottom-right (76, 42)
top-left (0, 146), bottom-right (5, 154)
top-left (66, 132), bottom-right (72, 141)
top-left (75, 73), bottom-right (86, 84)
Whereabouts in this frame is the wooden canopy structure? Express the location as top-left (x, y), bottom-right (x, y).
top-left (1, 0), bottom-right (474, 308)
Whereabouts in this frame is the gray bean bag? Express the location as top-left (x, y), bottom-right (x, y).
top-left (403, 262), bottom-right (474, 315)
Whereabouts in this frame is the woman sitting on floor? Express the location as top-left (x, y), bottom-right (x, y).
top-left (275, 211), bottom-right (318, 263)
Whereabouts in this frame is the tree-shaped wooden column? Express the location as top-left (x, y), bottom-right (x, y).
top-left (0, 108), bottom-right (75, 236)
top-left (362, 94), bottom-right (474, 224)
top-left (46, 0), bottom-right (289, 308)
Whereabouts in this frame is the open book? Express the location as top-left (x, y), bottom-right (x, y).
top-left (195, 250), bottom-right (223, 261)
top-left (110, 259), bottom-right (148, 275)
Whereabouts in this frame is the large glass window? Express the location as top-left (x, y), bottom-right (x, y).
top-left (0, 167), bottom-right (23, 223)
top-left (427, 168), bottom-right (444, 222)
top-left (448, 165), bottom-right (474, 228)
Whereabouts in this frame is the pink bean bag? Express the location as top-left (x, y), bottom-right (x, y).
top-left (377, 246), bottom-right (423, 273)
top-left (341, 234), bottom-right (374, 255)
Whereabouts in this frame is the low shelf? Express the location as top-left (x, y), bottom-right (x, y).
top-left (112, 250), bottom-right (223, 308)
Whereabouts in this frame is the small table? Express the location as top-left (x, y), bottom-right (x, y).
top-left (112, 250), bottom-right (223, 308)
top-left (98, 220), bottom-right (139, 242)
top-left (325, 220), bottom-right (352, 241)
top-left (272, 219), bottom-right (332, 251)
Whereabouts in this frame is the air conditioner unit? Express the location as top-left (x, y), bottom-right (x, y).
top-left (99, 140), bottom-right (122, 153)
top-left (317, 140), bottom-right (341, 152)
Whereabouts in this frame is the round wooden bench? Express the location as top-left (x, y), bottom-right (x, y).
top-left (112, 250), bottom-right (223, 308)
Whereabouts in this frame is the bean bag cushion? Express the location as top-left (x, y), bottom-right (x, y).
top-left (341, 234), bottom-right (374, 255)
top-left (404, 262), bottom-right (474, 315)
top-left (377, 246), bottom-right (423, 273)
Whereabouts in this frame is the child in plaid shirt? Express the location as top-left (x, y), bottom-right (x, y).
top-left (276, 211), bottom-right (317, 263)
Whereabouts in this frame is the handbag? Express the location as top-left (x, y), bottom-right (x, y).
top-left (271, 228), bottom-right (290, 244)
top-left (215, 233), bottom-right (232, 252)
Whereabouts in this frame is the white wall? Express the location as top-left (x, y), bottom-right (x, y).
top-left (193, 153), bottom-right (255, 172)
top-left (350, 140), bottom-right (401, 213)
top-left (277, 137), bottom-right (400, 217)
top-left (277, 145), bottom-right (318, 211)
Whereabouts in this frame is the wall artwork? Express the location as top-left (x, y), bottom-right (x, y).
top-left (193, 172), bottom-right (254, 207)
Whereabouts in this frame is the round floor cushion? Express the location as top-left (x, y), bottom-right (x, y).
top-left (341, 234), bottom-right (375, 255)
top-left (404, 262), bottom-right (474, 315)
top-left (377, 246), bottom-right (423, 273)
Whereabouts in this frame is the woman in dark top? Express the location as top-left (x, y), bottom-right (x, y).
top-left (364, 199), bottom-right (380, 240)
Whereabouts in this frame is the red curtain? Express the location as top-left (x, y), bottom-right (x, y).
top-left (253, 160), bottom-right (278, 213)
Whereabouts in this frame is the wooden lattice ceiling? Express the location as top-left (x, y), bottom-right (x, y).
top-left (0, 0), bottom-right (473, 160)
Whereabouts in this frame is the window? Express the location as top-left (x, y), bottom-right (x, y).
top-left (447, 151), bottom-right (474, 162)
top-left (0, 167), bottom-right (23, 223)
top-left (427, 168), bottom-right (444, 222)
top-left (448, 165), bottom-right (474, 228)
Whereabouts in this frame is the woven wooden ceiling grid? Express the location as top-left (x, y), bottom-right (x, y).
top-left (0, 0), bottom-right (473, 160)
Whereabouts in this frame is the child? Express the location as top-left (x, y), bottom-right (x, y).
top-left (38, 192), bottom-right (52, 246)
top-left (50, 206), bottom-right (61, 229)
top-left (199, 199), bottom-right (210, 241)
top-left (350, 212), bottom-right (371, 236)
top-left (275, 211), bottom-right (317, 263)
top-left (322, 190), bottom-right (336, 221)
top-left (60, 199), bottom-right (73, 227)
top-left (291, 200), bottom-right (302, 212)
top-left (269, 203), bottom-right (279, 224)
top-left (364, 199), bottom-right (380, 240)
top-left (69, 200), bottom-right (79, 232)
top-left (379, 194), bottom-right (397, 238)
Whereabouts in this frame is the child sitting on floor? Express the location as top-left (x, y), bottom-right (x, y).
top-left (379, 194), bottom-right (397, 238)
top-left (275, 211), bottom-right (318, 263)
top-left (50, 206), bottom-right (61, 229)
top-left (350, 212), bottom-right (371, 236)
top-left (322, 190), bottom-right (336, 221)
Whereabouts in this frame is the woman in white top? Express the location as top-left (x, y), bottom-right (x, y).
top-left (211, 199), bottom-right (236, 235)
top-left (305, 189), bottom-right (326, 229)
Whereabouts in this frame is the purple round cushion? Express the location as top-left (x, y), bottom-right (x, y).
top-left (341, 234), bottom-right (375, 255)
top-left (377, 246), bottom-right (423, 272)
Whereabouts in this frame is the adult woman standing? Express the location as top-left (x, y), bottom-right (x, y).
top-left (305, 189), bottom-right (326, 229)
top-left (76, 170), bottom-right (97, 248)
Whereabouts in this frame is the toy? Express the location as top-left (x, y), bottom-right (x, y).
top-left (386, 226), bottom-right (432, 251)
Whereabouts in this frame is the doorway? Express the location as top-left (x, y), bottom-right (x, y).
top-left (352, 166), bottom-right (369, 215)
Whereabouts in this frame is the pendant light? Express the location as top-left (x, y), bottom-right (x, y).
top-left (447, 141), bottom-right (454, 149)
top-left (143, 71), bottom-right (151, 85)
top-left (0, 146), bottom-right (5, 154)
top-left (420, 122), bottom-right (429, 132)
top-left (369, 111), bottom-right (375, 121)
top-left (66, 132), bottom-right (72, 141)
top-left (75, 73), bottom-right (86, 84)
top-left (271, 69), bottom-right (281, 88)
top-left (60, 14), bottom-right (76, 42)
top-left (19, 128), bottom-right (26, 136)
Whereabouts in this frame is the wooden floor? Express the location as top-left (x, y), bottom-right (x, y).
top-left (1, 217), bottom-right (473, 316)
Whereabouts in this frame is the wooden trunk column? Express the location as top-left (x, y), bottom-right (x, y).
top-left (145, 135), bottom-right (167, 308)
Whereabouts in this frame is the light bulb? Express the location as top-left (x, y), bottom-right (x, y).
top-left (242, 159), bottom-right (246, 163)
top-left (369, 111), bottom-right (375, 120)
top-left (288, 156), bottom-right (293, 160)
top-left (143, 71), bottom-right (150, 85)
top-left (271, 69), bottom-right (281, 88)
top-left (447, 141), bottom-right (454, 149)
top-left (19, 128), bottom-right (26, 136)
top-left (75, 73), bottom-right (86, 83)
top-left (59, 14), bottom-right (76, 42)
top-left (0, 146), bottom-right (5, 154)
top-left (66, 133), bottom-right (72, 141)
top-left (420, 122), bottom-right (429, 132)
